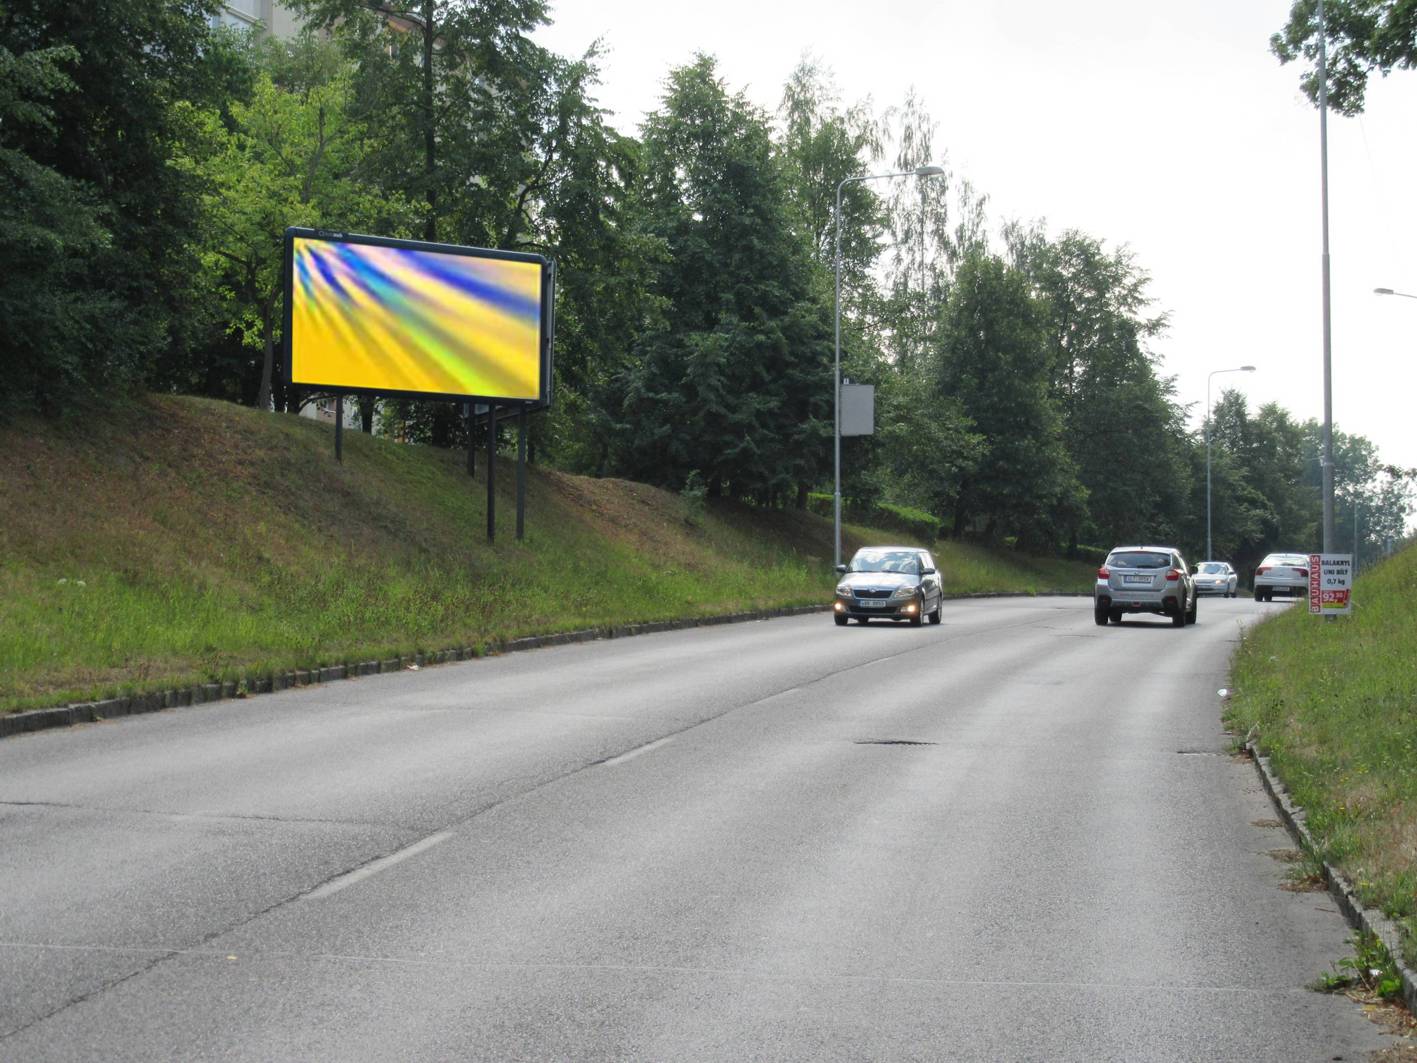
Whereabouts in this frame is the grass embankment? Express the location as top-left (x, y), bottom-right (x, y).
top-left (0, 396), bottom-right (1094, 715)
top-left (1225, 544), bottom-right (1417, 964)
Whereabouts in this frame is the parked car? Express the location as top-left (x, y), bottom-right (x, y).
top-left (834, 546), bottom-right (943, 627)
top-left (1254, 552), bottom-right (1310, 602)
top-left (1193, 561), bottom-right (1239, 597)
top-left (1093, 545), bottom-right (1197, 627)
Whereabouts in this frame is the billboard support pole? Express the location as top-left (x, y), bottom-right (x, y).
top-left (486, 404), bottom-right (497, 543)
top-left (335, 393), bottom-right (343, 463)
top-left (464, 403), bottom-right (475, 479)
top-left (516, 406), bottom-right (527, 541)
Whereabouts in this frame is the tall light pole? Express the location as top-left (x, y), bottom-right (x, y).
top-left (1205, 365), bottom-right (1256, 561)
top-left (1318, 0), bottom-right (1337, 554)
top-left (833, 164), bottom-right (945, 568)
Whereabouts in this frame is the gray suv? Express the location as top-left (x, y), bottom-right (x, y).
top-left (1094, 546), bottom-right (1197, 627)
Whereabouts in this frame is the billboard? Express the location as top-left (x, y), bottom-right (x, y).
top-left (284, 228), bottom-right (552, 405)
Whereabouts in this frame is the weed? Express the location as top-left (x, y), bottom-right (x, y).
top-left (1314, 931), bottom-right (1405, 1000)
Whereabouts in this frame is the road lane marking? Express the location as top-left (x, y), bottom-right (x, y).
top-left (601, 736), bottom-right (674, 767)
top-left (304, 831), bottom-right (453, 900)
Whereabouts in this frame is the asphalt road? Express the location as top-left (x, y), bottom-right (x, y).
top-left (0, 595), bottom-right (1389, 1061)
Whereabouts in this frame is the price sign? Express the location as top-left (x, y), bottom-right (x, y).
top-left (1308, 553), bottom-right (1352, 616)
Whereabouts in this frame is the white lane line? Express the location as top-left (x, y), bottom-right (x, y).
top-left (305, 831), bottom-right (453, 900)
top-left (601, 736), bottom-right (674, 767)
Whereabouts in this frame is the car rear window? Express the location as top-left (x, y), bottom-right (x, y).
top-left (1107, 551), bottom-right (1171, 569)
top-left (1262, 554), bottom-right (1308, 566)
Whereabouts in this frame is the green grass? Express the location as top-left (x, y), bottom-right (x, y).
top-left (1225, 543), bottom-right (1417, 965)
top-left (0, 395), bottom-right (1094, 715)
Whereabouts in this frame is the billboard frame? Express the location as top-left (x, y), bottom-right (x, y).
top-left (282, 227), bottom-right (555, 409)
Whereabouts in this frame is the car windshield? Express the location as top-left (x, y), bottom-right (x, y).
top-left (1107, 551), bottom-right (1171, 569)
top-left (1198, 563), bottom-right (1227, 574)
top-left (851, 550), bottom-right (919, 574)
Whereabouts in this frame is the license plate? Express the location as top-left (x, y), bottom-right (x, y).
top-left (858, 599), bottom-right (889, 608)
top-left (1124, 575), bottom-right (1152, 585)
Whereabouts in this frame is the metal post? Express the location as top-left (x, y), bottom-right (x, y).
top-left (1205, 376), bottom-right (1212, 562)
top-left (486, 404), bottom-right (496, 543)
top-left (473, 402), bottom-right (484, 479)
top-left (1318, 0), bottom-right (1336, 553)
top-left (833, 179), bottom-right (845, 570)
top-left (334, 393), bottom-right (343, 463)
top-left (516, 406), bottom-right (527, 541)
top-left (1354, 498), bottom-right (1360, 573)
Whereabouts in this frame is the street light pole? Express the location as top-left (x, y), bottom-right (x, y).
top-left (1205, 365), bottom-right (1256, 561)
top-left (833, 164), bottom-right (945, 568)
top-left (1318, 0), bottom-right (1337, 554)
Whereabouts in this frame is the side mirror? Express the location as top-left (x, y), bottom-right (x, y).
top-left (921, 566), bottom-right (936, 575)
top-left (835, 564), bottom-right (847, 575)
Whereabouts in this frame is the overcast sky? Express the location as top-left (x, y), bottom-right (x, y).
top-left (535, 0), bottom-right (1417, 495)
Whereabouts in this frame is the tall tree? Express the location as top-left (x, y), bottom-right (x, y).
top-left (614, 55), bottom-right (830, 504)
top-left (938, 250), bottom-right (1084, 548)
top-left (1006, 225), bottom-right (1185, 551)
top-left (0, 0), bottom-right (244, 411)
top-left (1272, 0), bottom-right (1417, 115)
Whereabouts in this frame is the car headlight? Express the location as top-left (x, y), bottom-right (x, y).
top-left (836, 584), bottom-right (852, 597)
top-left (891, 585), bottom-right (917, 599)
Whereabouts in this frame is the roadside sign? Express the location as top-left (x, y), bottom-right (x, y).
top-left (840, 383), bottom-right (875, 436)
top-left (1308, 553), bottom-right (1353, 615)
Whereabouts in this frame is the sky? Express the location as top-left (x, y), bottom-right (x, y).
top-left (534, 0), bottom-right (1417, 494)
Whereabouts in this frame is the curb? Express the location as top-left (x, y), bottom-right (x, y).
top-left (0, 591), bottom-right (1091, 743)
top-left (1245, 741), bottom-right (1417, 1014)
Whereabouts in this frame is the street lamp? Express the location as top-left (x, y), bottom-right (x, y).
top-left (1205, 365), bottom-right (1256, 561)
top-left (833, 165), bottom-right (945, 568)
top-left (1374, 287), bottom-right (1417, 300)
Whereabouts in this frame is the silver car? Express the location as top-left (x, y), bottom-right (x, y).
top-left (1093, 545), bottom-right (1197, 627)
top-left (833, 546), bottom-right (943, 627)
top-left (1254, 552), bottom-right (1309, 602)
top-left (1193, 561), bottom-right (1238, 597)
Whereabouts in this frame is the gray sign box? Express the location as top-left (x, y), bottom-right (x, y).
top-left (841, 383), bottom-right (875, 436)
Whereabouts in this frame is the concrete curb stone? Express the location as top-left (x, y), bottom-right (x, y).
top-left (0, 592), bottom-right (1087, 742)
top-left (1246, 742), bottom-right (1417, 1015)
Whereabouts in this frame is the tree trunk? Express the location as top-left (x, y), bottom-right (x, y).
top-left (256, 292), bottom-right (276, 411)
top-left (422, 0), bottom-right (437, 242)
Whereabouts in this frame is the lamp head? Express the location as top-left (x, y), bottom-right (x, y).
top-left (914, 165), bottom-right (946, 177)
top-left (1375, 287), bottom-right (1395, 295)
top-left (1240, 365), bottom-right (1256, 372)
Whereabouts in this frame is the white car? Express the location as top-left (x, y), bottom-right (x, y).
top-left (1254, 552), bottom-right (1310, 602)
top-left (1193, 561), bottom-right (1238, 597)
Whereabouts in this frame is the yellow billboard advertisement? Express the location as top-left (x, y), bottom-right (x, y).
top-left (285, 230), bottom-right (547, 402)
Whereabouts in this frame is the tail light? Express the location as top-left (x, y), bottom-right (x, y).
top-left (1097, 566), bottom-right (1110, 579)
top-left (1166, 569), bottom-right (1181, 581)
top-left (1257, 566), bottom-right (1270, 575)
top-left (1298, 568), bottom-right (1308, 578)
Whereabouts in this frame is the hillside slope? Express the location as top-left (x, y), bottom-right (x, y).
top-left (0, 396), bottom-right (1092, 713)
top-left (1226, 542), bottom-right (1417, 965)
